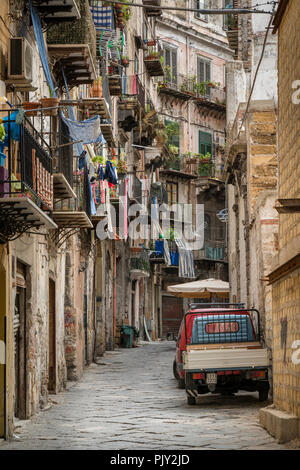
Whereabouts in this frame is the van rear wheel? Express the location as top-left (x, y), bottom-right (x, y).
top-left (258, 387), bottom-right (269, 402)
top-left (187, 395), bottom-right (196, 405)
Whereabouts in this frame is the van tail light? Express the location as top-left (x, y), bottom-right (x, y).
top-left (252, 370), bottom-right (265, 378)
top-left (193, 373), bottom-right (205, 380)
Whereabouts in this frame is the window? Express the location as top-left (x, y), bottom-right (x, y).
top-left (195, 0), bottom-right (209, 22)
top-left (166, 182), bottom-right (178, 205)
top-left (134, 53), bottom-right (139, 75)
top-left (165, 119), bottom-right (180, 152)
top-left (204, 214), bottom-right (211, 241)
top-left (206, 322), bottom-right (239, 334)
top-left (197, 57), bottom-right (211, 97)
top-left (164, 45), bottom-right (177, 86)
top-left (199, 130), bottom-right (212, 156)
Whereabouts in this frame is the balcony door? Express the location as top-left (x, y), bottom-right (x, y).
top-left (164, 45), bottom-right (177, 87)
top-left (197, 57), bottom-right (211, 97)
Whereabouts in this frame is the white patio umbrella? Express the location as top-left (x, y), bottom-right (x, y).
top-left (167, 278), bottom-right (230, 298)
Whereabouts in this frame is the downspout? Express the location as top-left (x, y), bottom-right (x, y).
top-left (113, 241), bottom-right (117, 343)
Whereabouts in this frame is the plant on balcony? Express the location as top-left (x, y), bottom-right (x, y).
top-left (145, 49), bottom-right (160, 61)
top-left (121, 55), bottom-right (129, 67)
top-left (92, 155), bottom-right (105, 165)
top-left (108, 63), bottom-right (120, 75)
top-left (116, 159), bottom-right (128, 175)
top-left (0, 124), bottom-right (5, 142)
top-left (121, 3), bottom-right (133, 23)
top-left (198, 152), bottom-right (214, 176)
top-left (184, 151), bottom-right (197, 163)
top-left (180, 75), bottom-right (196, 96)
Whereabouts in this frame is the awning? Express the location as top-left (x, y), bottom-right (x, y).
top-left (167, 278), bottom-right (230, 298)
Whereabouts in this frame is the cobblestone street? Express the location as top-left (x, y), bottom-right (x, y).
top-left (0, 341), bottom-right (287, 450)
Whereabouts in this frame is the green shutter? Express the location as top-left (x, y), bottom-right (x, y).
top-left (198, 131), bottom-right (212, 156)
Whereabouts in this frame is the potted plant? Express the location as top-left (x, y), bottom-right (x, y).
top-left (198, 152), bottom-right (214, 177)
top-left (145, 50), bottom-right (159, 61)
top-left (121, 55), bottom-right (129, 67)
top-left (180, 75), bottom-right (196, 96)
top-left (22, 101), bottom-right (40, 117)
top-left (116, 159), bottom-right (128, 175)
top-left (144, 39), bottom-right (157, 47)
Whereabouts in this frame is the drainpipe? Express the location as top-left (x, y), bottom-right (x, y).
top-left (113, 241), bottom-right (117, 342)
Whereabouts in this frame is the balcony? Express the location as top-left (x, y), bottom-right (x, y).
top-left (34, 0), bottom-right (80, 24)
top-left (160, 154), bottom-right (199, 180)
top-left (118, 76), bottom-right (146, 112)
top-left (47, 0), bottom-right (96, 88)
top-left (144, 51), bottom-right (164, 77)
top-left (143, 0), bottom-right (162, 17)
top-left (52, 117), bottom-right (77, 201)
top-left (158, 74), bottom-right (197, 101)
top-left (0, 109), bottom-right (57, 242)
top-left (108, 64), bottom-right (122, 96)
top-left (194, 242), bottom-right (227, 262)
top-left (52, 172), bottom-right (93, 229)
top-left (130, 254), bottom-right (150, 279)
top-left (194, 86), bottom-right (226, 112)
top-left (128, 174), bottom-right (142, 204)
top-left (223, 1), bottom-right (239, 58)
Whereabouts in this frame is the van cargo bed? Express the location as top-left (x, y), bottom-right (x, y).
top-left (183, 347), bottom-right (270, 371)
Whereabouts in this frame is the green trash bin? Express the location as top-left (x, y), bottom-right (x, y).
top-left (121, 325), bottom-right (134, 348)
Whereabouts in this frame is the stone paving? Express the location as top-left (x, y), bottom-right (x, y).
top-left (0, 341), bottom-right (288, 450)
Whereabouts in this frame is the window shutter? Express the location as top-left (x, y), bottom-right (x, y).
top-left (172, 50), bottom-right (177, 84)
top-left (198, 58), bottom-right (205, 83)
top-left (199, 131), bottom-right (213, 156)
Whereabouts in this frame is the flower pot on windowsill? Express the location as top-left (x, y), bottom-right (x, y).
top-left (40, 98), bottom-right (60, 116)
top-left (145, 40), bottom-right (156, 47)
top-left (22, 101), bottom-right (40, 117)
top-left (121, 59), bottom-right (129, 67)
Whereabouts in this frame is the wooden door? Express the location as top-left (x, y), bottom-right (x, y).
top-left (14, 263), bottom-right (27, 419)
top-left (48, 279), bottom-right (56, 392)
top-left (162, 296), bottom-right (183, 338)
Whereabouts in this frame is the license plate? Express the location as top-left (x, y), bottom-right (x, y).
top-left (206, 373), bottom-right (217, 384)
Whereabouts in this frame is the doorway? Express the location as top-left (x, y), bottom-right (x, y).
top-left (48, 279), bottom-right (56, 392)
top-left (162, 295), bottom-right (183, 338)
top-left (14, 262), bottom-right (27, 419)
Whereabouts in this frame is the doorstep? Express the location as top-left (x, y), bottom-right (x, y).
top-left (260, 404), bottom-right (300, 443)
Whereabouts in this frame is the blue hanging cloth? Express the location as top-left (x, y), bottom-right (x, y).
top-left (104, 160), bottom-right (118, 185)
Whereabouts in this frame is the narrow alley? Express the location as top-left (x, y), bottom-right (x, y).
top-left (0, 342), bottom-right (286, 450)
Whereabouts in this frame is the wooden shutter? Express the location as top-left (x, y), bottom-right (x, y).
top-left (171, 50), bottom-right (177, 84)
top-left (199, 131), bottom-right (213, 156)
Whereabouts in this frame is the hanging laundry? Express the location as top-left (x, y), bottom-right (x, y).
top-left (104, 160), bottom-right (118, 185)
top-left (97, 164), bottom-right (105, 181)
top-left (61, 114), bottom-right (104, 146)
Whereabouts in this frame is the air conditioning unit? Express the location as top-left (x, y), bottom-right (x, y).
top-left (8, 37), bottom-right (33, 82)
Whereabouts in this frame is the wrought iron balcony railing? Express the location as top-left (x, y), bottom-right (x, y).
top-left (195, 241), bottom-right (227, 262)
top-left (0, 109), bottom-right (53, 211)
